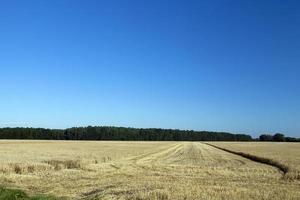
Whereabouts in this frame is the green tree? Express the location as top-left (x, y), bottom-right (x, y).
top-left (273, 133), bottom-right (285, 142)
top-left (259, 134), bottom-right (273, 141)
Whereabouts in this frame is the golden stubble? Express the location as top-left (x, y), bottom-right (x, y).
top-left (0, 140), bottom-right (299, 199)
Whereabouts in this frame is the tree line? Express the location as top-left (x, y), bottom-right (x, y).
top-left (0, 127), bottom-right (298, 142)
top-left (0, 126), bottom-right (252, 141)
top-left (259, 133), bottom-right (300, 142)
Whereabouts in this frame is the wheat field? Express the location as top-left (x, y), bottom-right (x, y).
top-left (0, 140), bottom-right (299, 199)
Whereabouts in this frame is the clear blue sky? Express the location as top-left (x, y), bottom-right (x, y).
top-left (0, 0), bottom-right (299, 137)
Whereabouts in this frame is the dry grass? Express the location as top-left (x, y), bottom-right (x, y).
top-left (0, 140), bottom-right (299, 199)
top-left (45, 159), bottom-right (83, 170)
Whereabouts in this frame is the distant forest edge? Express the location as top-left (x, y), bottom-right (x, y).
top-left (0, 127), bottom-right (298, 142)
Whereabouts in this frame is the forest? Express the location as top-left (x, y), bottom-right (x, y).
top-left (0, 126), bottom-right (252, 141)
top-left (0, 127), bottom-right (298, 142)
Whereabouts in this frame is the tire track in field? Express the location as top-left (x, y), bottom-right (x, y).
top-left (109, 142), bottom-right (281, 178)
top-left (130, 142), bottom-right (209, 166)
top-left (110, 143), bottom-right (181, 171)
top-left (203, 142), bottom-right (288, 177)
top-left (83, 142), bottom-right (284, 199)
top-left (127, 143), bottom-right (182, 163)
top-left (128, 142), bottom-right (277, 169)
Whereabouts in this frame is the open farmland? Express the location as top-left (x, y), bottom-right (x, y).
top-left (0, 141), bottom-right (299, 199)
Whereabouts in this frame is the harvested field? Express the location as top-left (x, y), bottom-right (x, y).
top-left (0, 140), bottom-right (299, 199)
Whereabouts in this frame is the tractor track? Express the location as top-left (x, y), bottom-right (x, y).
top-left (203, 142), bottom-right (289, 177)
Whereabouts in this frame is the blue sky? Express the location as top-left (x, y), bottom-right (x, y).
top-left (0, 0), bottom-right (299, 137)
